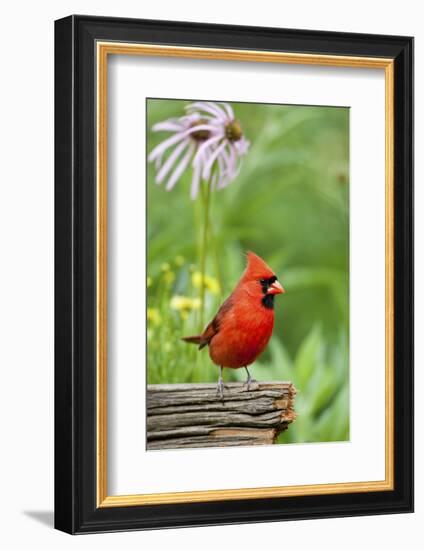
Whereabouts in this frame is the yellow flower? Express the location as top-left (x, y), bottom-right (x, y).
top-left (163, 270), bottom-right (175, 285)
top-left (147, 308), bottom-right (161, 326)
top-left (170, 295), bottom-right (201, 313)
top-left (191, 271), bottom-right (221, 295)
top-left (174, 255), bottom-right (185, 267)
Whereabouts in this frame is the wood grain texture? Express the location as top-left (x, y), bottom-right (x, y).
top-left (147, 382), bottom-right (296, 449)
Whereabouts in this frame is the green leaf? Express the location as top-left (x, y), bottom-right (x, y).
top-left (314, 383), bottom-right (350, 441)
top-left (294, 325), bottom-right (323, 392)
top-left (309, 368), bottom-right (341, 416)
top-left (267, 338), bottom-right (294, 380)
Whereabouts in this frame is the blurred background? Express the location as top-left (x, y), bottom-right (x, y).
top-left (146, 99), bottom-right (349, 444)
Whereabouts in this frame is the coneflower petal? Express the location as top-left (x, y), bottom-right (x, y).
top-left (166, 142), bottom-right (195, 191)
top-left (192, 134), bottom-right (223, 167)
top-left (218, 143), bottom-right (232, 175)
top-left (180, 113), bottom-right (201, 124)
top-left (190, 162), bottom-right (202, 200)
top-left (149, 125), bottom-right (215, 163)
top-left (148, 131), bottom-right (188, 162)
top-left (156, 139), bottom-right (189, 184)
top-left (188, 102), bottom-right (227, 121)
top-left (227, 144), bottom-right (242, 183)
top-left (220, 102), bottom-right (234, 120)
top-left (204, 101), bottom-right (228, 119)
top-left (202, 141), bottom-right (227, 180)
top-left (217, 144), bottom-right (237, 188)
top-left (186, 123), bottom-right (219, 135)
top-left (227, 144), bottom-right (237, 176)
top-left (152, 120), bottom-right (184, 132)
top-left (216, 154), bottom-right (228, 189)
top-left (235, 136), bottom-right (250, 155)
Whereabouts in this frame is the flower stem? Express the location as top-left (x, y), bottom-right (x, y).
top-left (208, 222), bottom-right (224, 299)
top-left (199, 176), bottom-right (212, 331)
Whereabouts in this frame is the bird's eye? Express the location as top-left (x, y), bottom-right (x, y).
top-left (259, 278), bottom-right (266, 284)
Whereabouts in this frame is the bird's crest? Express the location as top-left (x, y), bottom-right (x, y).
top-left (244, 251), bottom-right (275, 280)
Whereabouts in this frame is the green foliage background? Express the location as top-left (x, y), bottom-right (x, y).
top-left (147, 99), bottom-right (349, 444)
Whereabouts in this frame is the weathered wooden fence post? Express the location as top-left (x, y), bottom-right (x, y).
top-left (147, 382), bottom-right (296, 450)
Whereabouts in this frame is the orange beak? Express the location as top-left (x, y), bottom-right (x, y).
top-left (267, 280), bottom-right (285, 295)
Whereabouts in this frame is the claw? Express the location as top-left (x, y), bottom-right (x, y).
top-left (244, 377), bottom-right (257, 391)
top-left (244, 366), bottom-right (257, 391)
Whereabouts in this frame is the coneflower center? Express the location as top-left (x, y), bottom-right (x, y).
top-left (189, 119), bottom-right (211, 141)
top-left (225, 120), bottom-right (243, 142)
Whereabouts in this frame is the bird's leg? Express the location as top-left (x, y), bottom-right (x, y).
top-left (244, 366), bottom-right (257, 391)
top-left (216, 366), bottom-right (225, 400)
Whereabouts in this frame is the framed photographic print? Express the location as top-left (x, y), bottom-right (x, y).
top-left (54, 15), bottom-right (414, 534)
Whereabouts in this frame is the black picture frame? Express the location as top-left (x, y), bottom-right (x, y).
top-left (55, 14), bottom-right (414, 534)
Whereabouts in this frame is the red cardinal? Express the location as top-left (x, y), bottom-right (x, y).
top-left (182, 251), bottom-right (285, 398)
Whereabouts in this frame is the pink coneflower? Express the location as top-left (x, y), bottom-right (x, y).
top-left (148, 101), bottom-right (250, 199)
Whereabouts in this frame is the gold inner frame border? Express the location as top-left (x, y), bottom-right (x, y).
top-left (96, 42), bottom-right (394, 508)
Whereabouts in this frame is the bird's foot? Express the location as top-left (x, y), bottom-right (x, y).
top-left (244, 377), bottom-right (258, 391)
top-left (216, 377), bottom-right (226, 400)
top-left (243, 367), bottom-right (258, 391)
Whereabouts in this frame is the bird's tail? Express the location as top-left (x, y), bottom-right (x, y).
top-left (181, 335), bottom-right (203, 345)
top-left (181, 335), bottom-right (209, 350)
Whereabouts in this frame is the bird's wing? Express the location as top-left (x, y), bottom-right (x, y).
top-left (199, 295), bottom-right (234, 349)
